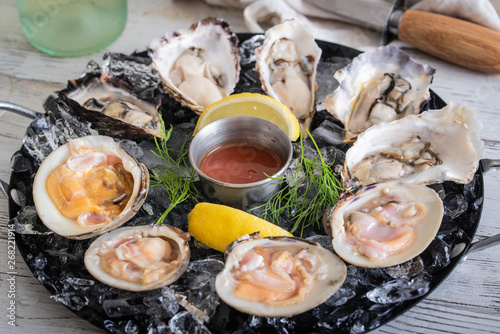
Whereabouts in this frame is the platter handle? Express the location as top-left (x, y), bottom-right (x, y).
top-left (0, 102), bottom-right (39, 198)
top-left (0, 101), bottom-right (39, 119)
top-left (0, 178), bottom-right (8, 199)
top-left (480, 158), bottom-right (500, 173)
top-left (463, 158), bottom-right (500, 259)
top-left (1, 102), bottom-right (498, 256)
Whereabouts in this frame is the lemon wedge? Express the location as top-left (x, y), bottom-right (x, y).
top-left (188, 202), bottom-right (292, 253)
top-left (193, 93), bottom-right (300, 141)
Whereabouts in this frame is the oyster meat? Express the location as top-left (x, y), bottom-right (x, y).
top-left (326, 45), bottom-right (435, 144)
top-left (215, 233), bottom-right (346, 317)
top-left (342, 102), bottom-right (484, 187)
top-left (150, 17), bottom-right (240, 114)
top-left (85, 225), bottom-right (190, 291)
top-left (323, 181), bottom-right (444, 268)
top-left (32, 135), bottom-right (149, 239)
top-left (65, 74), bottom-right (163, 138)
top-left (61, 53), bottom-right (164, 140)
top-left (255, 19), bottom-right (322, 134)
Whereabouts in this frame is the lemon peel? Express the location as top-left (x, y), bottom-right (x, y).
top-left (187, 202), bottom-right (292, 252)
top-left (193, 93), bottom-right (300, 141)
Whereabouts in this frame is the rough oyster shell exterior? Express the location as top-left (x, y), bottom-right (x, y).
top-left (58, 53), bottom-right (164, 141)
top-left (150, 17), bottom-right (240, 114)
top-left (326, 45), bottom-right (435, 144)
top-left (255, 19), bottom-right (321, 135)
top-left (342, 102), bottom-right (484, 188)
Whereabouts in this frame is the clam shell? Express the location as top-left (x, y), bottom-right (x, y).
top-left (32, 135), bottom-right (149, 240)
top-left (215, 233), bottom-right (346, 317)
top-left (84, 225), bottom-right (190, 291)
top-left (323, 181), bottom-right (444, 268)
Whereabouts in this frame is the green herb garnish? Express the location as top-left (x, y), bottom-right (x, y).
top-left (250, 130), bottom-right (343, 235)
top-left (150, 120), bottom-right (199, 224)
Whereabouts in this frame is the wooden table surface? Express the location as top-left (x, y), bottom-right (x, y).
top-left (1, 0), bottom-right (499, 333)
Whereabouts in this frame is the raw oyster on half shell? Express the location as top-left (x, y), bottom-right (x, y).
top-left (85, 225), bottom-right (190, 291)
top-left (342, 102), bottom-right (484, 188)
top-left (150, 17), bottom-right (240, 114)
top-left (215, 233), bottom-right (346, 317)
top-left (255, 19), bottom-right (322, 134)
top-left (326, 45), bottom-right (435, 144)
top-left (32, 135), bottom-right (149, 239)
top-left (60, 53), bottom-right (164, 140)
top-left (64, 74), bottom-right (163, 138)
top-left (323, 181), bottom-right (444, 268)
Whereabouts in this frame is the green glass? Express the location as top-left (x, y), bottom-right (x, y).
top-left (16, 0), bottom-right (127, 57)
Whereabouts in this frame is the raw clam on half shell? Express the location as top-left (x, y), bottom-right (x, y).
top-left (215, 233), bottom-right (347, 317)
top-left (84, 225), bottom-right (190, 291)
top-left (323, 181), bottom-right (444, 268)
top-left (32, 135), bottom-right (149, 239)
top-left (255, 19), bottom-right (322, 134)
top-left (326, 45), bottom-right (435, 144)
top-left (150, 17), bottom-right (241, 114)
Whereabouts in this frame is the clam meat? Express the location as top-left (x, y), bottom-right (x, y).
top-left (32, 135), bottom-right (149, 239)
top-left (342, 102), bottom-right (484, 187)
top-left (323, 181), bottom-right (444, 268)
top-left (215, 233), bottom-right (346, 317)
top-left (150, 17), bottom-right (241, 114)
top-left (325, 45), bottom-right (435, 144)
top-left (85, 225), bottom-right (190, 291)
top-left (255, 19), bottom-right (322, 134)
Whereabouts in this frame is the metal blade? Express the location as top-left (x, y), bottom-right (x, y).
top-left (306, 0), bottom-right (393, 31)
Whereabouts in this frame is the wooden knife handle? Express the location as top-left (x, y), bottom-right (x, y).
top-left (398, 10), bottom-right (500, 74)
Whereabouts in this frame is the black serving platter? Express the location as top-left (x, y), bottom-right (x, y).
top-left (8, 34), bottom-right (484, 334)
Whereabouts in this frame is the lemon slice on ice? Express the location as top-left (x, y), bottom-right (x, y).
top-left (188, 202), bottom-right (292, 253)
top-left (193, 93), bottom-right (300, 141)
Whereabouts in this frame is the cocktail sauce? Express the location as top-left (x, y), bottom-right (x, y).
top-left (199, 140), bottom-right (285, 184)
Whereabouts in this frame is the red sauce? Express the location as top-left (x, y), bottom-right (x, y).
top-left (199, 140), bottom-right (285, 184)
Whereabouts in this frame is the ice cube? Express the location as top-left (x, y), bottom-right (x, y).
top-left (50, 292), bottom-right (89, 311)
top-left (366, 273), bottom-right (431, 304)
top-left (168, 311), bottom-right (211, 334)
top-left (170, 259), bottom-right (224, 322)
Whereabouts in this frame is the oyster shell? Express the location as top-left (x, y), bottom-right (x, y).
top-left (342, 102), bottom-right (484, 187)
top-left (326, 45), bottom-right (435, 144)
top-left (215, 233), bottom-right (346, 317)
top-left (64, 75), bottom-right (163, 138)
top-left (255, 19), bottom-right (321, 134)
top-left (323, 181), bottom-right (443, 268)
top-left (84, 225), bottom-right (190, 291)
top-left (150, 17), bottom-right (240, 114)
top-left (32, 135), bottom-right (149, 239)
top-left (60, 53), bottom-right (164, 140)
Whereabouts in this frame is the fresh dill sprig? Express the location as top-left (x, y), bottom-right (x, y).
top-left (150, 120), bottom-right (199, 224)
top-left (250, 130), bottom-right (343, 235)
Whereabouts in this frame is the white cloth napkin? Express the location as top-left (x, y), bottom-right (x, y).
top-left (204, 0), bottom-right (500, 51)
